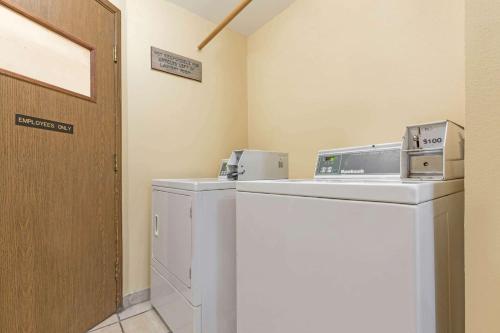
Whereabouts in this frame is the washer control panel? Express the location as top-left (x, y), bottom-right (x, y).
top-left (315, 143), bottom-right (401, 178)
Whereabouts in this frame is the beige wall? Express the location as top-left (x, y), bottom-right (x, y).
top-left (122, 0), bottom-right (248, 295)
top-left (114, 0), bottom-right (471, 303)
top-left (465, 1), bottom-right (500, 331)
top-left (247, 0), bottom-right (465, 178)
top-left (112, 2), bottom-right (500, 330)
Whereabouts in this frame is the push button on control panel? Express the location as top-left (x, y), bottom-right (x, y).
top-left (316, 155), bottom-right (341, 175)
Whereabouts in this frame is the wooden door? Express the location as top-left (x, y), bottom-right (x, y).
top-left (0, 0), bottom-right (122, 332)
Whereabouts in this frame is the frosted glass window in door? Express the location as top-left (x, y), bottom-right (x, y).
top-left (0, 4), bottom-right (93, 99)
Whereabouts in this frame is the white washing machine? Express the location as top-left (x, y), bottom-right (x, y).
top-left (236, 142), bottom-right (465, 333)
top-left (151, 150), bottom-right (288, 333)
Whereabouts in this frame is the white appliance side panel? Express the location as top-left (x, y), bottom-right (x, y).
top-left (196, 189), bottom-right (237, 333)
top-left (413, 198), bottom-right (436, 333)
top-left (416, 192), bottom-right (464, 333)
top-left (236, 192), bottom-right (418, 333)
top-left (151, 267), bottom-right (201, 333)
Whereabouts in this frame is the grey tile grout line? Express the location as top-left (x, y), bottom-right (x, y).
top-left (90, 306), bottom-right (170, 333)
top-left (121, 307), bottom-right (172, 333)
top-left (118, 319), bottom-right (125, 333)
top-left (119, 308), bottom-right (152, 322)
top-left (88, 316), bottom-right (119, 332)
top-left (90, 308), bottom-right (151, 333)
top-left (147, 307), bottom-right (172, 333)
top-left (152, 308), bottom-right (173, 333)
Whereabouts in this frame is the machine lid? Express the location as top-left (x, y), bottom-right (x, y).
top-left (152, 178), bottom-right (236, 191)
top-left (236, 178), bottom-right (464, 205)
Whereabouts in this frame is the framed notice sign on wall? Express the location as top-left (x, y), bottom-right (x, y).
top-left (151, 47), bottom-right (202, 82)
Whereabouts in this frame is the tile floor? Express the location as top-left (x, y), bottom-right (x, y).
top-left (88, 302), bottom-right (170, 333)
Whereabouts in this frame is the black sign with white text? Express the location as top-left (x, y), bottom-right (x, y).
top-left (15, 114), bottom-right (74, 135)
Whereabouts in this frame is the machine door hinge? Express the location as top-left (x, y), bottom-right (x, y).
top-left (190, 207), bottom-right (192, 218)
top-left (113, 154), bottom-right (118, 173)
top-left (189, 267), bottom-right (192, 280)
top-left (113, 45), bottom-right (118, 63)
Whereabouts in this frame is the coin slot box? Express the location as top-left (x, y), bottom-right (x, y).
top-left (401, 121), bottom-right (464, 180)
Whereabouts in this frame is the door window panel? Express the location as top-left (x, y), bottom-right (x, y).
top-left (0, 4), bottom-right (94, 99)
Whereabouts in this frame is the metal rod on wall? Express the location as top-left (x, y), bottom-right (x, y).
top-left (198, 0), bottom-right (253, 50)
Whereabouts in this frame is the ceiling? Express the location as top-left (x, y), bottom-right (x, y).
top-left (165, 0), bottom-right (297, 36)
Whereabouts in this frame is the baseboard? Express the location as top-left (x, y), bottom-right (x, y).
top-left (121, 288), bottom-right (151, 311)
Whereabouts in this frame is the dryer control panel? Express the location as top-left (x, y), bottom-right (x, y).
top-left (315, 143), bottom-right (401, 178)
top-left (218, 159), bottom-right (229, 180)
top-left (226, 150), bottom-right (289, 181)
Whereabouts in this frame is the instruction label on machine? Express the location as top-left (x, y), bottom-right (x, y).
top-left (15, 114), bottom-right (74, 135)
top-left (151, 47), bottom-right (202, 82)
top-left (419, 125), bottom-right (445, 148)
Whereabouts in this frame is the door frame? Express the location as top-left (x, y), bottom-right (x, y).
top-left (96, 0), bottom-right (123, 308)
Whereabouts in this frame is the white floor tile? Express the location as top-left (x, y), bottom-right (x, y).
top-left (89, 314), bottom-right (120, 332)
top-left (92, 323), bottom-right (122, 333)
top-left (118, 301), bottom-right (152, 321)
top-left (121, 310), bottom-right (169, 333)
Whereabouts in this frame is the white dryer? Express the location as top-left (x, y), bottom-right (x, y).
top-left (152, 179), bottom-right (236, 333)
top-left (151, 150), bottom-right (289, 333)
top-left (236, 143), bottom-right (465, 333)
